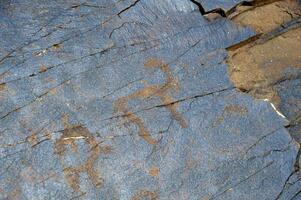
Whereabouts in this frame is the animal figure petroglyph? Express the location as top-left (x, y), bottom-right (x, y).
top-left (114, 58), bottom-right (187, 145)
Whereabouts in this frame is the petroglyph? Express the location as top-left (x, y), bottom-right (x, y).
top-left (54, 115), bottom-right (112, 192)
top-left (114, 58), bottom-right (187, 145)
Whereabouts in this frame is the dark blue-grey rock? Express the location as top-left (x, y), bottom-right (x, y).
top-left (276, 170), bottom-right (301, 200)
top-left (0, 0), bottom-right (299, 200)
top-left (276, 79), bottom-right (301, 143)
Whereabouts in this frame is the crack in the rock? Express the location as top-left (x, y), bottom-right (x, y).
top-left (0, 23), bottom-right (228, 122)
top-left (1, 1), bottom-right (300, 197)
top-left (0, 4), bottom-right (92, 67)
top-left (246, 140), bottom-right (294, 161)
top-left (108, 21), bottom-right (148, 38)
top-left (1, 8), bottom-right (227, 86)
top-left (117, 0), bottom-right (141, 17)
top-left (67, 86), bottom-right (235, 135)
top-left (210, 161), bottom-right (274, 199)
top-left (0, 49), bottom-right (15, 65)
top-left (224, 2), bottom-right (301, 197)
top-left (190, 0), bottom-right (226, 17)
top-left (190, 0), bottom-right (284, 18)
top-left (0, 43), bottom-right (159, 121)
top-left (0, 40), bottom-right (155, 85)
top-left (275, 169), bottom-right (300, 200)
top-left (243, 127), bottom-right (284, 155)
top-left (71, 3), bottom-right (107, 9)
top-left (0, 0), bottom-right (141, 76)
top-left (228, 0), bottom-right (284, 18)
top-left (99, 86), bottom-right (235, 124)
top-left (27, 86), bottom-right (234, 150)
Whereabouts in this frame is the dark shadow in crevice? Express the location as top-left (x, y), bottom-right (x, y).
top-left (190, 0), bottom-right (226, 17)
top-left (190, 0), bottom-right (283, 18)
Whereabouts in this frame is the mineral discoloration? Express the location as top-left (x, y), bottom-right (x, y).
top-left (114, 58), bottom-right (187, 145)
top-left (148, 166), bottom-right (159, 177)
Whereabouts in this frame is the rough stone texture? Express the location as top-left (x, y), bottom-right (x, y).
top-left (0, 0), bottom-right (300, 200)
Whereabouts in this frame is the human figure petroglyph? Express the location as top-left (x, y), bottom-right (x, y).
top-left (54, 115), bottom-right (112, 192)
top-left (114, 58), bottom-right (188, 145)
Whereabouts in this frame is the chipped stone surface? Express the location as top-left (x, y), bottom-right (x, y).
top-left (0, 0), bottom-right (300, 199)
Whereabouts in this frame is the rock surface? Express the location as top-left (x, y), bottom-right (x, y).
top-left (0, 0), bottom-right (300, 199)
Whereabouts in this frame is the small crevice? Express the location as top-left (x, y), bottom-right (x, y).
top-left (190, 0), bottom-right (226, 17)
top-left (275, 147), bottom-right (301, 200)
top-left (275, 169), bottom-right (297, 200)
top-left (190, 0), bottom-right (284, 19)
top-left (117, 0), bottom-right (141, 17)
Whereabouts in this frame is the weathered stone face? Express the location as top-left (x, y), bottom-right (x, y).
top-left (0, 0), bottom-right (300, 199)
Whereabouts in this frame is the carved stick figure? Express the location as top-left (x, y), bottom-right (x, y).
top-left (54, 115), bottom-right (112, 192)
top-left (114, 58), bottom-right (187, 145)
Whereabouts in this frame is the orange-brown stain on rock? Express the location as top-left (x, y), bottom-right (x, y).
top-left (39, 64), bottom-right (48, 72)
top-left (55, 114), bottom-right (112, 192)
top-left (26, 133), bottom-right (38, 145)
top-left (0, 71), bottom-right (10, 83)
top-left (224, 105), bottom-right (248, 115)
top-left (114, 58), bottom-right (187, 145)
top-left (0, 83), bottom-right (6, 91)
top-left (26, 126), bottom-right (53, 148)
top-left (229, 0), bottom-right (301, 33)
top-left (49, 87), bottom-right (58, 95)
top-left (227, 0), bottom-right (301, 107)
top-left (131, 190), bottom-right (158, 200)
top-left (149, 167), bottom-right (159, 177)
top-left (7, 188), bottom-right (22, 200)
